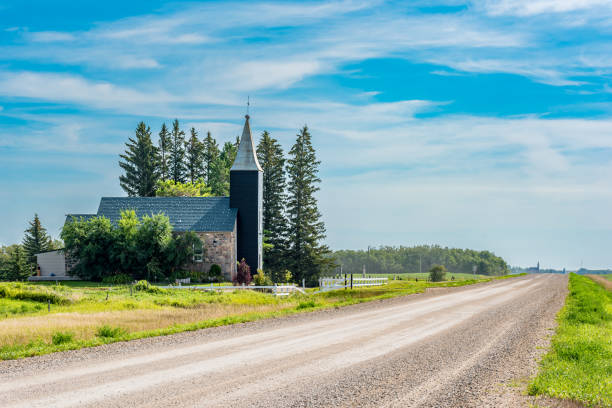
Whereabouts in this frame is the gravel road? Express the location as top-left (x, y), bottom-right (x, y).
top-left (0, 274), bottom-right (567, 408)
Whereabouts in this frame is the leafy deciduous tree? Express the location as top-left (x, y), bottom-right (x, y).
top-left (155, 179), bottom-right (212, 197)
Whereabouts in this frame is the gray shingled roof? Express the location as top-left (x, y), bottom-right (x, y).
top-left (96, 197), bottom-right (236, 232)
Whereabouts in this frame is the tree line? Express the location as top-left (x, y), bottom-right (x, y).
top-left (118, 120), bottom-right (334, 285)
top-left (333, 245), bottom-right (509, 276)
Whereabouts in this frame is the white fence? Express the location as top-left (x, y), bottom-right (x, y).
top-left (159, 284), bottom-right (306, 297)
top-left (318, 276), bottom-right (388, 292)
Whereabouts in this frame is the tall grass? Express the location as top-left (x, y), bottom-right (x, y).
top-left (528, 274), bottom-right (612, 407)
top-left (0, 283), bottom-right (71, 305)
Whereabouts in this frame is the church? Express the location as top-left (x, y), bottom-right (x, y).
top-left (33, 115), bottom-right (263, 281)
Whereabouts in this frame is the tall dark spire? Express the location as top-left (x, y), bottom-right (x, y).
top-left (230, 114), bottom-right (263, 271)
top-left (231, 115), bottom-right (262, 172)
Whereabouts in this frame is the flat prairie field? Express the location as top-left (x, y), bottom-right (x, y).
top-left (0, 275), bottom-right (521, 360)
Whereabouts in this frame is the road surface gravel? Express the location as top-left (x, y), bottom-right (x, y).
top-left (0, 274), bottom-right (568, 408)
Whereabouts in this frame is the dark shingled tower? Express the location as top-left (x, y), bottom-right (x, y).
top-left (230, 115), bottom-right (263, 271)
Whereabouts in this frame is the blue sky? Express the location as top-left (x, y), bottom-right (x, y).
top-left (1, 0), bottom-right (612, 269)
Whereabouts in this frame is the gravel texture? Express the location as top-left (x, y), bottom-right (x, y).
top-left (0, 274), bottom-right (569, 408)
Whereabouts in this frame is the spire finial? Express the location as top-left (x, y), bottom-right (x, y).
top-left (246, 95), bottom-right (250, 118)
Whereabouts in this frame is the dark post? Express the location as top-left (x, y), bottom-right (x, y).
top-left (47, 299), bottom-right (50, 312)
top-left (344, 273), bottom-right (347, 290)
top-left (350, 273), bottom-right (353, 289)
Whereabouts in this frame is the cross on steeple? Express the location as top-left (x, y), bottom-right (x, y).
top-left (246, 96), bottom-right (250, 116)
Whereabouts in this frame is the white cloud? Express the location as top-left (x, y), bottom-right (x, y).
top-left (0, 71), bottom-right (164, 108)
top-left (480, 0), bottom-right (612, 16)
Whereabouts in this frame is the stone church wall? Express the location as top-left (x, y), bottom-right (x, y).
top-left (193, 227), bottom-right (237, 281)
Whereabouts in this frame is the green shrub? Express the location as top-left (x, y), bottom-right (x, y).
top-left (102, 274), bottom-right (132, 285)
top-left (96, 325), bottom-right (126, 339)
top-left (252, 269), bottom-right (273, 286)
top-left (428, 265), bottom-right (447, 282)
top-left (209, 264), bottom-right (222, 281)
top-left (296, 300), bottom-right (318, 310)
top-left (133, 280), bottom-right (165, 294)
top-left (284, 270), bottom-right (293, 284)
top-left (51, 331), bottom-right (74, 345)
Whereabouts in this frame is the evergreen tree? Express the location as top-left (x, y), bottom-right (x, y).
top-left (202, 131), bottom-right (219, 184)
top-left (209, 141), bottom-right (237, 196)
top-left (169, 119), bottom-right (186, 183)
top-left (6, 246), bottom-right (30, 281)
top-left (185, 127), bottom-right (204, 183)
top-left (158, 123), bottom-right (171, 181)
top-left (119, 122), bottom-right (159, 197)
top-left (208, 156), bottom-right (229, 196)
top-left (285, 126), bottom-right (333, 285)
top-left (257, 131), bottom-right (287, 274)
top-left (22, 214), bottom-right (52, 266)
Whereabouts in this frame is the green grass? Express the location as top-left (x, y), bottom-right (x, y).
top-left (604, 274), bottom-right (612, 282)
top-left (0, 274), bottom-right (524, 360)
top-left (528, 273), bottom-right (612, 407)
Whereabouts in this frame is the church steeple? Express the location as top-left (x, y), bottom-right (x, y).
top-left (231, 115), bottom-right (262, 172)
top-left (230, 114), bottom-right (263, 271)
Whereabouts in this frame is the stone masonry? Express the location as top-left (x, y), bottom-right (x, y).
top-left (194, 226), bottom-right (237, 281)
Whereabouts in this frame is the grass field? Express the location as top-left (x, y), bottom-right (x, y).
top-left (528, 273), bottom-right (612, 407)
top-left (364, 272), bottom-right (489, 281)
top-left (0, 274), bottom-right (523, 360)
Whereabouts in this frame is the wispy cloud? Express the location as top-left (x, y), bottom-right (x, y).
top-left (479, 0), bottom-right (612, 17)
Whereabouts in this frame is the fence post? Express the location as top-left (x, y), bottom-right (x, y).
top-left (350, 273), bottom-right (353, 289)
top-left (274, 284), bottom-right (277, 296)
top-left (344, 273), bottom-right (347, 290)
top-left (47, 299), bottom-right (50, 312)
top-left (302, 278), bottom-right (305, 289)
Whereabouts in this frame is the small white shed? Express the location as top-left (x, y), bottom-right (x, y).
top-left (30, 250), bottom-right (77, 281)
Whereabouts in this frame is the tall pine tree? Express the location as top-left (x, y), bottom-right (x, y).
top-left (285, 126), bottom-right (333, 285)
top-left (119, 122), bottom-right (159, 197)
top-left (257, 131), bottom-right (287, 274)
top-left (185, 127), bottom-right (204, 183)
top-left (169, 119), bottom-right (186, 183)
top-left (203, 131), bottom-right (219, 184)
top-left (158, 123), bottom-right (171, 181)
top-left (209, 141), bottom-right (237, 196)
top-left (22, 214), bottom-right (52, 267)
